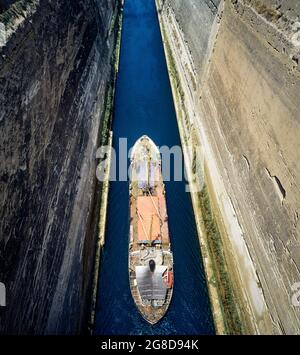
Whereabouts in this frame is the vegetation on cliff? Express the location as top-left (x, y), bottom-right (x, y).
top-left (198, 185), bottom-right (244, 335)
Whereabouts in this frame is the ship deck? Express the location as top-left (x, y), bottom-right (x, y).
top-left (128, 136), bottom-right (173, 324)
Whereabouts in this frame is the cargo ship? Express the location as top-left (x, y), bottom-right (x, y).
top-left (129, 135), bottom-right (174, 324)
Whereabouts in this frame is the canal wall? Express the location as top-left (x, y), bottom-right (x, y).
top-left (0, 0), bottom-right (121, 334)
top-left (157, 0), bottom-right (300, 334)
top-left (90, 7), bottom-right (123, 332)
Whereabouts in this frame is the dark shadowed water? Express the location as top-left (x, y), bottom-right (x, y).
top-left (95, 0), bottom-right (215, 335)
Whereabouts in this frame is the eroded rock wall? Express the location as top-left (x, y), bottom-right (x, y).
top-left (0, 0), bottom-right (119, 334)
top-left (160, 0), bottom-right (221, 77)
top-left (158, 0), bottom-right (300, 334)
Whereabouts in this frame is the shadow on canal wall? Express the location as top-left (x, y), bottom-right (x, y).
top-left (0, 0), bottom-right (121, 334)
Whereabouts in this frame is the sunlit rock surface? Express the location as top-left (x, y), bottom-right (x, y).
top-left (158, 0), bottom-right (300, 334)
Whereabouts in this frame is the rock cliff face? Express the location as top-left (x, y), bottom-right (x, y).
top-left (0, 0), bottom-right (119, 334)
top-left (158, 0), bottom-right (300, 334)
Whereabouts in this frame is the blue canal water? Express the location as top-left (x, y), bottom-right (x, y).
top-left (95, 0), bottom-right (215, 335)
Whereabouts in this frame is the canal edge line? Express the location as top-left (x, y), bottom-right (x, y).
top-left (155, 0), bottom-right (225, 335)
top-left (88, 1), bottom-right (124, 334)
top-left (89, 130), bottom-right (113, 332)
top-left (98, 132), bottom-right (113, 249)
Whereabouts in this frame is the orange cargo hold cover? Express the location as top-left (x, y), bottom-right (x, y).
top-left (137, 196), bottom-right (160, 242)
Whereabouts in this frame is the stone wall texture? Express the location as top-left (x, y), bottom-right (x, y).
top-left (159, 0), bottom-right (300, 334)
top-left (0, 0), bottom-right (119, 334)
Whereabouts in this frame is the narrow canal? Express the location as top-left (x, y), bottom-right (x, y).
top-left (95, 0), bottom-right (215, 335)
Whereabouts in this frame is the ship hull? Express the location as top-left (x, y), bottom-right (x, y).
top-left (128, 136), bottom-right (174, 324)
